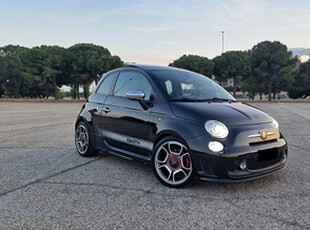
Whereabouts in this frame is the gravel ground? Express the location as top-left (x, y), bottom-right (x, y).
top-left (0, 102), bottom-right (309, 230)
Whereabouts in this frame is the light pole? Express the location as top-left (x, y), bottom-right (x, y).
top-left (221, 31), bottom-right (224, 54)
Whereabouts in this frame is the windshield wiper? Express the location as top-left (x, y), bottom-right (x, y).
top-left (198, 97), bottom-right (238, 103)
top-left (169, 97), bottom-right (237, 103)
top-left (169, 97), bottom-right (198, 102)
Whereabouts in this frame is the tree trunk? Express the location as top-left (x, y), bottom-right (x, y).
top-left (53, 76), bottom-right (59, 100)
top-left (20, 82), bottom-right (24, 98)
top-left (71, 81), bottom-right (76, 99)
top-left (43, 76), bottom-right (49, 99)
top-left (233, 76), bottom-right (236, 98)
top-left (1, 83), bottom-right (9, 96)
top-left (268, 75), bottom-right (272, 101)
top-left (76, 81), bottom-right (80, 100)
top-left (14, 78), bottom-right (20, 98)
top-left (273, 92), bottom-right (276, 100)
top-left (260, 92), bottom-right (262, 100)
top-left (83, 83), bottom-right (90, 99)
top-left (94, 75), bottom-right (100, 85)
top-left (45, 85), bottom-right (49, 99)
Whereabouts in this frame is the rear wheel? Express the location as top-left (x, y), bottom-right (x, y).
top-left (152, 136), bottom-right (193, 188)
top-left (75, 122), bottom-right (98, 157)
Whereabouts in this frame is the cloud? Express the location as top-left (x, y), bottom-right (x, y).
top-left (198, 0), bottom-right (310, 32)
top-left (125, 26), bottom-right (170, 32)
top-left (160, 41), bottom-right (174, 46)
top-left (158, 41), bottom-right (181, 47)
top-left (50, 16), bottom-right (97, 25)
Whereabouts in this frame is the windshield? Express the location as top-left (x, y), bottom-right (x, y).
top-left (149, 69), bottom-right (236, 102)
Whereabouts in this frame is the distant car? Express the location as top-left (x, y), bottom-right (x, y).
top-left (75, 65), bottom-right (287, 188)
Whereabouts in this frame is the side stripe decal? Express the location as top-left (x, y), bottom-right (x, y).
top-left (102, 130), bottom-right (154, 151)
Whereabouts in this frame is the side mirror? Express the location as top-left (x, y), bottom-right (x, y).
top-left (126, 90), bottom-right (145, 101)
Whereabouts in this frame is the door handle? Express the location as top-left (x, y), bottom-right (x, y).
top-left (102, 106), bottom-right (111, 113)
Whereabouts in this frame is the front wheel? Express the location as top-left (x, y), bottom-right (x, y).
top-left (75, 122), bottom-right (98, 157)
top-left (152, 136), bottom-right (193, 188)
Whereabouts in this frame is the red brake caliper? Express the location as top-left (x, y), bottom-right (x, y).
top-left (184, 155), bottom-right (190, 168)
top-left (82, 134), bottom-right (86, 144)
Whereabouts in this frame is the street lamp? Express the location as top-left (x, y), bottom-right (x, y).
top-left (221, 31), bottom-right (224, 54)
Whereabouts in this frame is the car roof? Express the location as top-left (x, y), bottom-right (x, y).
top-left (129, 64), bottom-right (176, 71)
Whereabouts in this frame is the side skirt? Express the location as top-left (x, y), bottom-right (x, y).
top-left (103, 140), bottom-right (151, 163)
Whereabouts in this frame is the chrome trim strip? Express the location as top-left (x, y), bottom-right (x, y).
top-left (102, 130), bottom-right (153, 151)
top-left (248, 132), bottom-right (275, 138)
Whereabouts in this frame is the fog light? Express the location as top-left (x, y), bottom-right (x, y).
top-left (239, 160), bottom-right (247, 170)
top-left (208, 141), bottom-right (224, 153)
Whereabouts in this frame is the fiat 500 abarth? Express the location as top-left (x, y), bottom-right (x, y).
top-left (75, 65), bottom-right (287, 188)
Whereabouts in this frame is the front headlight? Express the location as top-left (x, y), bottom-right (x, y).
top-left (204, 120), bottom-right (229, 139)
top-left (272, 118), bottom-right (279, 129)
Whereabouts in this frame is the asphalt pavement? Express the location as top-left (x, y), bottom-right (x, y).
top-left (0, 102), bottom-right (309, 229)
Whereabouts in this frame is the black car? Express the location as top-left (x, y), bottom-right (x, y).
top-left (75, 65), bottom-right (287, 188)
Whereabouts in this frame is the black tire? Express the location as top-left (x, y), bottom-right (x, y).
top-left (75, 122), bottom-right (98, 157)
top-left (152, 136), bottom-right (193, 188)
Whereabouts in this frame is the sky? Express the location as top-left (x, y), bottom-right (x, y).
top-left (1, 0), bottom-right (310, 65)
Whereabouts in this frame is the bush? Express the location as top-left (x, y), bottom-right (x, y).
top-left (58, 91), bottom-right (66, 99)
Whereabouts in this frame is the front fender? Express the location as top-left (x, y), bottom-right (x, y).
top-left (150, 114), bottom-right (206, 148)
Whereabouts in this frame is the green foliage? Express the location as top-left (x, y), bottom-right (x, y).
top-left (58, 90), bottom-right (66, 99)
top-left (64, 91), bottom-right (71, 98)
top-left (0, 41), bottom-right (302, 101)
top-left (20, 45), bottom-right (66, 99)
top-left (66, 43), bottom-right (123, 83)
top-left (0, 56), bottom-right (6, 96)
top-left (70, 89), bottom-right (77, 99)
top-left (1, 45), bottom-right (28, 56)
top-left (213, 51), bottom-right (251, 97)
top-left (288, 61), bottom-right (310, 98)
top-left (0, 45), bottom-right (29, 97)
top-left (224, 86), bottom-right (240, 92)
top-left (169, 55), bottom-right (214, 77)
top-left (66, 43), bottom-right (123, 99)
top-left (0, 56), bottom-right (4, 72)
top-left (251, 41), bottom-right (297, 101)
top-left (83, 82), bottom-right (91, 99)
top-left (0, 43), bottom-right (123, 99)
top-left (241, 76), bottom-right (259, 100)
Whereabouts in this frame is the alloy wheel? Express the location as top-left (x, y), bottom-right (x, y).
top-left (76, 124), bottom-right (89, 155)
top-left (154, 141), bottom-right (192, 186)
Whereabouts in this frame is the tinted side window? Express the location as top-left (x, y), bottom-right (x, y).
top-left (96, 72), bottom-right (118, 95)
top-left (113, 72), bottom-right (152, 100)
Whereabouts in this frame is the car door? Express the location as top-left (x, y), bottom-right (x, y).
top-left (100, 71), bottom-right (154, 158)
top-left (92, 72), bottom-right (118, 150)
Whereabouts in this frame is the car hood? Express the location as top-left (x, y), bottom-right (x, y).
top-left (170, 102), bottom-right (272, 126)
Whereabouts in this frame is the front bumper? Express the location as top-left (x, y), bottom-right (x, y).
top-left (188, 133), bottom-right (288, 183)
